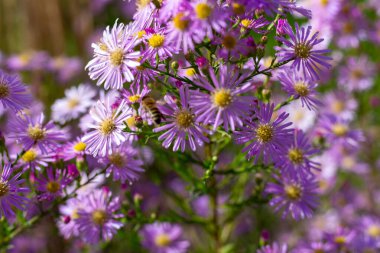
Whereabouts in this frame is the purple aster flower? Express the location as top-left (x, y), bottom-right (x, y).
top-left (294, 241), bottom-right (333, 253)
top-left (258, 243), bottom-right (288, 253)
top-left (358, 216), bottom-right (380, 247)
top-left (82, 97), bottom-right (132, 157)
top-left (122, 84), bottom-right (151, 106)
top-left (338, 56), bottom-right (376, 92)
top-left (86, 20), bottom-right (141, 90)
top-left (153, 86), bottom-right (209, 152)
top-left (240, 17), bottom-right (269, 33)
top-left (0, 70), bottom-right (32, 112)
top-left (322, 91), bottom-right (357, 121)
top-left (234, 102), bottom-right (293, 164)
top-left (275, 24), bottom-right (331, 81)
top-left (275, 129), bottom-right (320, 178)
top-left (48, 56), bottom-right (82, 83)
top-left (17, 148), bottom-right (55, 171)
top-left (324, 227), bottom-right (356, 251)
top-left (216, 30), bottom-right (250, 60)
top-left (140, 222), bottom-right (190, 253)
top-left (36, 168), bottom-right (69, 201)
top-left (58, 196), bottom-right (83, 239)
top-left (9, 113), bottom-right (67, 154)
top-left (265, 174), bottom-right (319, 220)
top-left (0, 164), bottom-right (29, 219)
top-left (99, 142), bottom-right (144, 183)
top-left (143, 26), bottom-right (175, 61)
top-left (278, 69), bottom-right (322, 111)
top-left (130, 60), bottom-right (158, 87)
top-left (60, 137), bottom-right (89, 161)
top-left (189, 65), bottom-right (254, 131)
top-left (76, 189), bottom-right (123, 244)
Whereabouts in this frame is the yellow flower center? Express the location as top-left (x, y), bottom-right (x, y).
top-left (351, 69), bottom-right (363, 79)
top-left (126, 117), bottom-right (136, 129)
top-left (46, 181), bottom-right (60, 193)
top-left (212, 89), bottom-right (232, 108)
top-left (320, 0), bottom-right (329, 6)
top-left (343, 22), bottom-right (353, 34)
top-left (92, 209), bottom-right (107, 225)
top-left (22, 149), bottom-right (38, 162)
top-left (71, 209), bottom-right (80, 219)
top-left (222, 35), bottom-right (237, 50)
top-left (0, 180), bottom-right (9, 197)
top-left (334, 236), bottom-right (346, 244)
top-left (27, 125), bottom-right (45, 141)
top-left (288, 148), bottom-right (304, 164)
top-left (232, 3), bottom-right (245, 15)
top-left (98, 42), bottom-right (108, 51)
top-left (294, 43), bottom-right (311, 59)
top-left (241, 19), bottom-right (252, 28)
top-left (175, 109), bottom-right (194, 129)
top-left (108, 153), bottom-right (125, 168)
top-left (285, 185), bottom-right (302, 200)
top-left (331, 101), bottom-right (344, 113)
top-left (155, 233), bottom-right (171, 247)
top-left (332, 124), bottom-right (348, 137)
top-left (185, 68), bottom-right (196, 77)
top-left (136, 30), bottom-right (146, 39)
top-left (195, 3), bottom-right (212, 19)
top-left (255, 124), bottom-right (274, 143)
top-left (294, 82), bottom-right (309, 97)
top-left (0, 83), bottom-right (10, 99)
top-left (129, 95), bottom-right (141, 103)
top-left (100, 118), bottom-right (116, 135)
top-left (173, 12), bottom-right (189, 31)
top-left (148, 34), bottom-right (165, 48)
top-left (110, 49), bottom-right (124, 66)
top-left (68, 98), bottom-right (79, 109)
top-left (73, 141), bottom-right (87, 152)
top-left (368, 225), bottom-right (380, 237)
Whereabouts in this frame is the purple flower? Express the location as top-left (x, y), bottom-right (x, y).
top-left (258, 243), bottom-right (288, 253)
top-left (322, 91), bottom-right (357, 121)
top-left (324, 227), bottom-right (356, 251)
top-left (99, 142), bottom-right (144, 183)
top-left (154, 86), bottom-right (209, 152)
top-left (86, 20), bottom-right (141, 90)
top-left (76, 189), bottom-right (123, 244)
top-left (266, 174), bottom-right (319, 220)
top-left (143, 26), bottom-right (175, 61)
top-left (0, 164), bottom-right (29, 219)
top-left (294, 241), bottom-right (333, 253)
top-left (276, 24), bottom-right (331, 81)
top-left (234, 102), bottom-right (293, 164)
top-left (82, 97), bottom-right (132, 157)
top-left (58, 196), bottom-right (83, 239)
top-left (9, 113), bottom-right (67, 154)
top-left (0, 70), bottom-right (32, 112)
top-left (17, 148), bottom-right (55, 171)
top-left (122, 84), bottom-right (151, 106)
top-left (60, 137), bottom-right (89, 161)
top-left (140, 222), bottom-right (190, 253)
top-left (278, 69), bottom-right (322, 111)
top-left (189, 65), bottom-right (254, 131)
top-left (36, 168), bottom-right (69, 201)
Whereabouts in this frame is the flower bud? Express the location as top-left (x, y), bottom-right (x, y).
top-left (171, 61), bottom-right (179, 70)
top-left (276, 18), bottom-right (291, 36)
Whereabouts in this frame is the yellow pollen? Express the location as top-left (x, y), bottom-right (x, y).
top-left (22, 149), bottom-right (38, 162)
top-left (0, 84), bottom-right (10, 99)
top-left (332, 124), bottom-right (348, 137)
top-left (332, 101), bottom-right (344, 113)
top-left (212, 89), bottom-right (232, 108)
top-left (0, 180), bottom-right (9, 197)
top-left (68, 98), bottom-right (79, 109)
top-left (285, 185), bottom-right (302, 200)
top-left (367, 225), bottom-right (380, 237)
top-left (73, 141), bottom-right (87, 152)
top-left (27, 125), bottom-right (45, 141)
top-left (255, 124), bottom-right (274, 143)
top-left (195, 3), bottom-right (212, 19)
top-left (126, 117), bottom-right (136, 129)
top-left (232, 3), bottom-right (245, 15)
top-left (222, 35), bottom-right (237, 50)
top-left (108, 153), bottom-right (125, 168)
top-left (320, 0), bottom-right (329, 6)
top-left (185, 68), bottom-right (196, 77)
top-left (137, 30), bottom-right (146, 39)
top-left (100, 118), bottom-right (116, 135)
top-left (294, 43), bottom-right (311, 58)
top-left (110, 49), bottom-right (124, 66)
top-left (92, 209), bottom-right (107, 225)
top-left (98, 43), bottom-right (108, 51)
top-left (129, 95), bottom-right (141, 103)
top-left (334, 236), bottom-right (346, 244)
top-left (175, 109), bottom-right (194, 129)
top-left (155, 233), bottom-right (171, 247)
top-left (46, 181), bottom-right (60, 193)
top-left (148, 34), bottom-right (165, 48)
top-left (288, 148), bottom-right (304, 164)
top-left (294, 82), bottom-right (309, 96)
top-left (241, 19), bottom-right (252, 28)
top-left (173, 12), bottom-right (189, 31)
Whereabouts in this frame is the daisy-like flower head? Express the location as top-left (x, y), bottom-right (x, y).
top-left (294, 241), bottom-right (333, 253)
top-left (275, 129), bottom-right (320, 177)
top-left (52, 84), bottom-right (96, 124)
top-left (61, 137), bottom-right (89, 161)
top-left (36, 168), bottom-right (70, 201)
top-left (240, 16), bottom-right (269, 33)
top-left (278, 69), bottom-right (322, 111)
top-left (257, 243), bottom-right (288, 253)
top-left (9, 112), bottom-right (67, 154)
top-left (58, 196), bottom-right (84, 239)
top-left (130, 59), bottom-right (158, 87)
top-left (322, 91), bottom-right (357, 121)
top-left (358, 216), bottom-right (380, 247)
top-left (82, 97), bottom-right (133, 157)
top-left (190, 65), bottom-right (254, 131)
top-left (324, 227), bottom-right (356, 250)
top-left (0, 70), bottom-right (32, 112)
top-left (86, 20), bottom-right (141, 90)
top-left (17, 148), bottom-right (55, 171)
top-left (76, 189), bottom-right (123, 244)
top-left (143, 25), bottom-right (175, 61)
top-left (153, 85), bottom-right (209, 152)
top-left (281, 100), bottom-right (317, 132)
top-left (234, 102), bottom-right (293, 164)
top-left (0, 164), bottom-right (29, 219)
top-left (275, 24), bottom-right (331, 81)
top-left (216, 30), bottom-right (250, 60)
top-left (266, 174), bottom-right (319, 220)
top-left (99, 142), bottom-right (144, 184)
top-left (140, 222), bottom-right (190, 253)
top-left (122, 84), bottom-right (151, 106)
